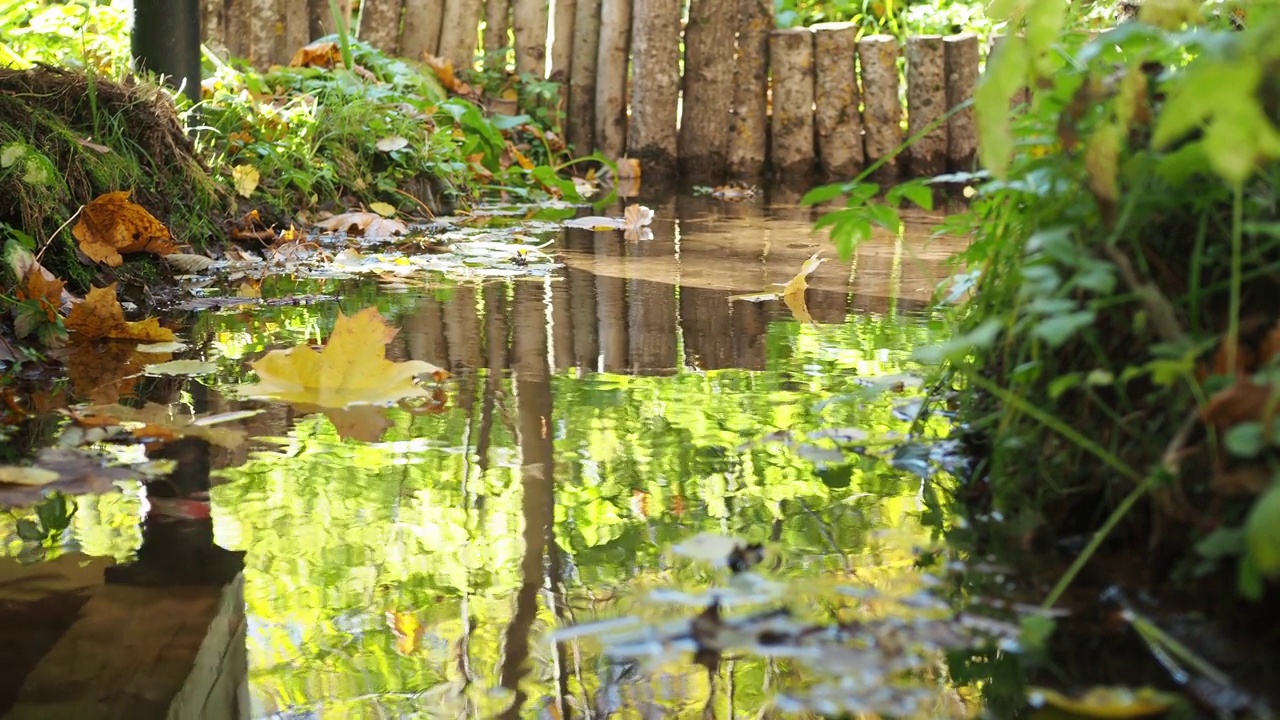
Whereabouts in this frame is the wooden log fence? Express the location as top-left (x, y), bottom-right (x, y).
top-left (200, 0), bottom-right (1007, 186)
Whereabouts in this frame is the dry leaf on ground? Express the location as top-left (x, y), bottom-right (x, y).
top-left (163, 252), bottom-right (218, 274)
top-left (232, 164), bottom-right (260, 197)
top-left (143, 359), bottom-right (218, 376)
top-left (64, 284), bottom-right (177, 342)
top-left (375, 136), bottom-right (409, 152)
top-left (424, 56), bottom-right (474, 95)
top-left (236, 307), bottom-right (449, 408)
top-left (0, 447), bottom-right (142, 508)
top-left (729, 252), bottom-right (826, 323)
top-left (289, 40), bottom-right (343, 68)
top-left (23, 268), bottom-right (64, 318)
top-left (72, 190), bottom-right (177, 267)
top-left (312, 211), bottom-right (409, 238)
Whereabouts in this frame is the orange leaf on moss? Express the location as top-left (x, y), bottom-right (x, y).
top-left (289, 41), bottom-right (343, 68)
top-left (72, 190), bottom-right (177, 267)
top-left (64, 284), bottom-right (177, 342)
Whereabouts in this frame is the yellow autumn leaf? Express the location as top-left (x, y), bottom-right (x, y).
top-left (232, 164), bottom-right (260, 198)
top-left (0, 465), bottom-right (61, 486)
top-left (782, 252), bottom-right (825, 324)
top-left (236, 307), bottom-right (449, 408)
top-left (1029, 686), bottom-right (1177, 719)
top-left (369, 201), bottom-right (397, 218)
top-left (64, 284), bottom-right (177, 343)
top-left (72, 190), bottom-right (178, 267)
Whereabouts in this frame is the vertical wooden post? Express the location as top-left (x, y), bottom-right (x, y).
top-left (626, 0), bottom-right (681, 182)
top-left (595, 229), bottom-right (629, 372)
top-left (402, 0), bottom-right (445, 59)
top-left (566, 0), bottom-right (601, 154)
top-left (246, 0), bottom-right (278, 68)
top-left (812, 22), bottom-right (862, 180)
top-left (357, 0), bottom-right (402, 54)
top-left (594, 0), bottom-right (631, 162)
top-left (550, 0), bottom-right (576, 99)
top-left (438, 0), bottom-right (483, 68)
top-left (200, 0), bottom-right (226, 53)
top-left (727, 0), bottom-right (772, 182)
top-left (679, 0), bottom-right (737, 185)
top-left (769, 28), bottom-right (815, 184)
top-left (281, 0), bottom-right (310, 56)
top-left (513, 0), bottom-right (548, 77)
top-left (857, 34), bottom-right (902, 183)
top-left (483, 0), bottom-right (510, 66)
top-left (906, 34), bottom-right (946, 177)
top-left (307, 0), bottom-right (344, 42)
top-left (944, 32), bottom-right (979, 171)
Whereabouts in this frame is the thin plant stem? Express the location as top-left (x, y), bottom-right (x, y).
top-left (1227, 183), bottom-right (1243, 373)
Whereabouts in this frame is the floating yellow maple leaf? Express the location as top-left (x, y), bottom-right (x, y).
top-left (72, 190), bottom-right (177, 267)
top-left (237, 307), bottom-right (449, 408)
top-left (64, 284), bottom-right (177, 342)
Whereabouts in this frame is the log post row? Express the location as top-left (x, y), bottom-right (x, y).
top-left (905, 34), bottom-right (946, 176)
top-left (769, 27), bottom-right (815, 184)
top-left (679, 0), bottom-right (737, 185)
top-left (812, 22), bottom-right (861, 181)
top-left (594, 0), bottom-right (631, 162)
top-left (727, 0), bottom-right (773, 182)
top-left (626, 0), bottom-right (682, 182)
top-left (857, 34), bottom-right (901, 184)
top-left (944, 32), bottom-right (979, 171)
top-left (550, 0), bottom-right (577, 113)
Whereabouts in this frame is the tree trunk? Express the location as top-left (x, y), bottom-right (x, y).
top-left (679, 0), bottom-right (736, 185)
top-left (944, 33), bottom-right (979, 172)
top-left (906, 34), bottom-right (946, 176)
top-left (566, 0), bottom-right (601, 154)
top-left (727, 0), bottom-right (771, 182)
top-left (358, 0), bottom-right (403, 54)
top-left (769, 28), bottom-right (815, 183)
top-left (594, 0), bottom-right (631, 162)
top-left (626, 0), bottom-right (681, 182)
top-left (438, 0), bottom-right (483, 68)
top-left (483, 0), bottom-right (510, 67)
top-left (307, 0), bottom-right (346, 41)
top-left (512, 0), bottom-right (548, 77)
top-left (857, 34), bottom-right (902, 184)
top-left (402, 0), bottom-right (445, 59)
top-left (812, 22), bottom-right (861, 180)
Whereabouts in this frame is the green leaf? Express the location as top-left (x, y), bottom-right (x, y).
top-left (1224, 422), bottom-right (1265, 459)
top-left (1195, 526), bottom-right (1245, 560)
top-left (912, 319), bottom-right (1002, 364)
top-left (864, 204), bottom-right (901, 231)
top-left (1032, 310), bottom-right (1095, 347)
top-left (1018, 615), bottom-right (1056, 654)
top-left (800, 182), bottom-right (851, 206)
top-left (489, 113), bottom-right (532, 130)
top-left (974, 35), bottom-right (1028, 178)
top-left (1048, 372), bottom-right (1082, 399)
top-left (1246, 481), bottom-right (1280, 577)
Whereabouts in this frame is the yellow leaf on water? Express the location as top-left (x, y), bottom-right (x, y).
top-left (232, 164), bottom-right (260, 198)
top-left (236, 307), bottom-right (449, 408)
top-left (1029, 686), bottom-right (1178, 719)
top-left (369, 201), bottom-right (397, 218)
top-left (0, 465), bottom-right (61, 486)
top-left (782, 252), bottom-right (826, 298)
top-left (65, 284), bottom-right (177, 343)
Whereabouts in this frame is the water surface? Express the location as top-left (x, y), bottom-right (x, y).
top-left (2, 198), bottom-right (975, 718)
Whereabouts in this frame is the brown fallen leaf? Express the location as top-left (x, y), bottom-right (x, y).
top-left (64, 284), bottom-right (177, 343)
top-left (311, 211), bottom-right (409, 239)
top-left (23, 268), bottom-right (64, 320)
top-left (423, 55), bottom-right (474, 95)
top-left (289, 40), bottom-right (343, 68)
top-left (72, 190), bottom-right (178, 267)
top-left (235, 307), bottom-right (448, 408)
